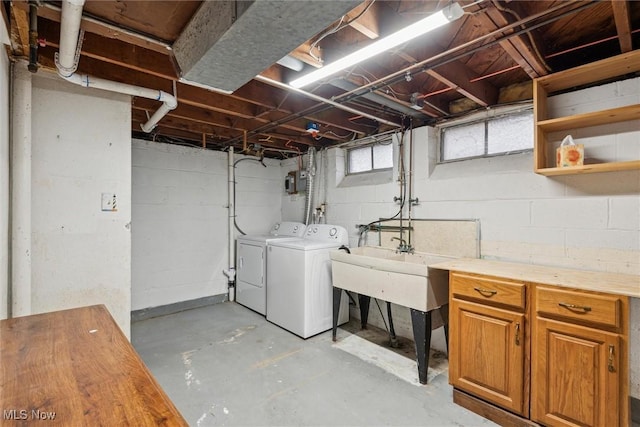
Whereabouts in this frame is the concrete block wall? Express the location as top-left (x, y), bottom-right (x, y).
top-left (281, 77), bottom-right (640, 398)
top-left (132, 141), bottom-right (283, 310)
top-left (30, 72), bottom-right (132, 336)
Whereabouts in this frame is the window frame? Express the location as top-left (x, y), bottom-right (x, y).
top-left (346, 139), bottom-right (394, 176)
top-left (438, 107), bottom-right (534, 164)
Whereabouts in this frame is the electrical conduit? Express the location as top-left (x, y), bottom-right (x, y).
top-left (304, 147), bottom-right (316, 225)
top-left (223, 146), bottom-right (236, 301)
top-left (56, 0), bottom-right (176, 133)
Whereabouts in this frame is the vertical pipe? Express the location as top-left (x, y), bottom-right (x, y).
top-left (0, 58), bottom-right (11, 319)
top-left (407, 121), bottom-right (414, 248)
top-left (27, 1), bottom-right (38, 73)
top-left (227, 146), bottom-right (236, 301)
top-left (11, 62), bottom-right (32, 317)
top-left (304, 147), bottom-right (316, 225)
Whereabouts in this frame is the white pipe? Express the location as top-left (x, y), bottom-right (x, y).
top-left (0, 60), bottom-right (11, 320)
top-left (226, 146), bottom-right (236, 301)
top-left (56, 0), bottom-right (176, 133)
top-left (56, 0), bottom-right (85, 77)
top-left (60, 73), bottom-right (177, 132)
top-left (11, 62), bottom-right (32, 317)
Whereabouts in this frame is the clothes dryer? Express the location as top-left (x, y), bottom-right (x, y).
top-left (266, 224), bottom-right (349, 338)
top-left (236, 221), bottom-right (306, 315)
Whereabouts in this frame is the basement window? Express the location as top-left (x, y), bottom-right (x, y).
top-left (347, 141), bottom-right (393, 174)
top-left (439, 109), bottom-right (533, 162)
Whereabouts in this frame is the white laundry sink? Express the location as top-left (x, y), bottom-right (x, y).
top-left (330, 246), bottom-right (454, 312)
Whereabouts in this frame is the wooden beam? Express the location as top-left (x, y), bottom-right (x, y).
top-left (475, 5), bottom-right (548, 78)
top-left (10, 4), bottom-right (29, 57)
top-left (288, 40), bottom-right (323, 68)
top-left (611, 0), bottom-right (632, 53)
top-left (394, 51), bottom-right (497, 108)
top-left (37, 18), bottom-right (177, 80)
top-left (345, 1), bottom-right (380, 39)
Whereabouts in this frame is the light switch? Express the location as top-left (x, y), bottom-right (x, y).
top-left (101, 193), bottom-right (117, 212)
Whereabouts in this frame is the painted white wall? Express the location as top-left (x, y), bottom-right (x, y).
top-left (30, 71), bottom-right (132, 336)
top-left (0, 46), bottom-right (9, 319)
top-left (282, 78), bottom-right (640, 398)
top-left (131, 140), bottom-right (282, 310)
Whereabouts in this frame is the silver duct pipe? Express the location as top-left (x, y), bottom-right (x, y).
top-left (304, 147), bottom-right (316, 225)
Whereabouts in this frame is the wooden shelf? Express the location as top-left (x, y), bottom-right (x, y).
top-left (535, 160), bottom-right (640, 176)
top-left (536, 105), bottom-right (640, 133)
top-left (534, 51), bottom-right (640, 176)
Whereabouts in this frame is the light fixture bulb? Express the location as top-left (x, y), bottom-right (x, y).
top-left (290, 2), bottom-right (464, 89)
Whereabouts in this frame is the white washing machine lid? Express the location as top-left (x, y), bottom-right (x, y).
top-left (269, 239), bottom-right (346, 251)
top-left (237, 234), bottom-right (304, 245)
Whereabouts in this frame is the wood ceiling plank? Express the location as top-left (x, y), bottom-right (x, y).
top-left (12, 0), bottom-right (172, 55)
top-left (425, 62), bottom-right (498, 107)
top-left (611, 0), bottom-right (632, 53)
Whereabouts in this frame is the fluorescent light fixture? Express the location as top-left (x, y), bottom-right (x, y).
top-left (290, 2), bottom-right (464, 89)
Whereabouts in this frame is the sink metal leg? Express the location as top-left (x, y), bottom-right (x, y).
top-left (439, 303), bottom-right (449, 355)
top-left (358, 295), bottom-right (371, 329)
top-left (332, 287), bottom-right (343, 342)
top-left (411, 308), bottom-right (432, 385)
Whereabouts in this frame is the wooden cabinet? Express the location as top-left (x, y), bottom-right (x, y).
top-left (449, 272), bottom-right (528, 416)
top-left (531, 286), bottom-right (627, 427)
top-left (533, 50), bottom-right (640, 176)
top-left (446, 268), bottom-right (630, 427)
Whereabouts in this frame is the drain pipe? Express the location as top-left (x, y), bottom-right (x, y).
top-left (303, 147), bottom-right (316, 225)
top-left (56, 0), bottom-right (176, 133)
top-left (27, 0), bottom-right (39, 73)
top-left (223, 146), bottom-right (236, 301)
top-left (11, 62), bottom-right (33, 317)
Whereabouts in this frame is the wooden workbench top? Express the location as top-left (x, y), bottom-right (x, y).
top-left (0, 305), bottom-right (187, 426)
top-left (431, 258), bottom-right (640, 298)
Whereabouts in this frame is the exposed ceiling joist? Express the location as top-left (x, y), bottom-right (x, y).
top-left (611, 0), bottom-right (633, 53)
top-left (476, 4), bottom-right (549, 78)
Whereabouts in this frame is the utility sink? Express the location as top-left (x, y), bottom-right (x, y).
top-left (330, 246), bottom-right (454, 312)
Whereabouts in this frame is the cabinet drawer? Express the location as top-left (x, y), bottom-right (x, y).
top-left (451, 272), bottom-right (525, 310)
top-left (535, 286), bottom-right (621, 329)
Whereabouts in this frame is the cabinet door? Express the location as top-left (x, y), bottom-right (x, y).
top-left (449, 299), bottom-right (526, 415)
top-left (532, 317), bottom-right (620, 427)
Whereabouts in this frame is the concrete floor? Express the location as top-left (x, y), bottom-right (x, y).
top-left (132, 302), bottom-right (497, 427)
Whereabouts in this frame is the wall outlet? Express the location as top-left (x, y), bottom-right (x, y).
top-left (101, 193), bottom-right (117, 212)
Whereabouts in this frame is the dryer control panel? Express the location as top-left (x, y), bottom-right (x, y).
top-left (304, 224), bottom-right (348, 245)
top-left (270, 221), bottom-right (306, 237)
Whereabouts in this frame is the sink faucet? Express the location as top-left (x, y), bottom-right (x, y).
top-left (391, 237), bottom-right (413, 253)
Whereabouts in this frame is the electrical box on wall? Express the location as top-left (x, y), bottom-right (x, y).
top-left (285, 171), bottom-right (307, 194)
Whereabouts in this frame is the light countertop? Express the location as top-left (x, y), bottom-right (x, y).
top-left (430, 258), bottom-right (640, 298)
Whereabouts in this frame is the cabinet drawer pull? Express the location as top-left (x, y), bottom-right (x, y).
top-left (608, 345), bottom-right (615, 373)
top-left (474, 287), bottom-right (498, 296)
top-left (558, 302), bottom-right (592, 312)
top-left (515, 322), bottom-right (520, 346)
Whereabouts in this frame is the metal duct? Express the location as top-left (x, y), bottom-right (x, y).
top-left (330, 78), bottom-right (427, 118)
top-left (304, 147), bottom-right (316, 225)
top-left (173, 0), bottom-right (360, 93)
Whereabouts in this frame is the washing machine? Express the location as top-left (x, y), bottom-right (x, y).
top-left (266, 224), bottom-right (350, 338)
top-left (236, 221), bottom-right (306, 315)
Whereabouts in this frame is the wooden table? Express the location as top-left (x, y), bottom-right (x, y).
top-left (0, 305), bottom-right (187, 426)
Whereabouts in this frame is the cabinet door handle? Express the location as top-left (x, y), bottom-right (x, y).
top-left (608, 345), bottom-right (615, 372)
top-left (474, 287), bottom-right (497, 296)
top-left (515, 322), bottom-right (520, 346)
top-left (558, 302), bottom-right (591, 312)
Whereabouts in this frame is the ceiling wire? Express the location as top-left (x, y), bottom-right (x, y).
top-left (309, 0), bottom-right (377, 62)
top-left (490, 0), bottom-right (552, 73)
